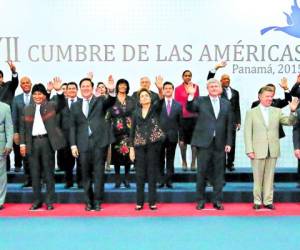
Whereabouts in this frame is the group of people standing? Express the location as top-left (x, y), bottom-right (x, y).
top-left (0, 60), bottom-right (300, 212)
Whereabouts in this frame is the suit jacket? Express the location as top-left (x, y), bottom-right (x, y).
top-left (59, 97), bottom-right (82, 144)
top-left (11, 93), bottom-right (33, 134)
top-left (207, 70), bottom-right (241, 125)
top-left (244, 106), bottom-right (296, 159)
top-left (186, 96), bottom-right (233, 149)
top-left (159, 99), bottom-right (183, 143)
top-left (20, 94), bottom-right (66, 155)
top-left (292, 109), bottom-right (300, 149)
top-left (69, 95), bottom-right (116, 152)
top-left (0, 74), bottom-right (18, 106)
top-left (0, 102), bottom-right (13, 152)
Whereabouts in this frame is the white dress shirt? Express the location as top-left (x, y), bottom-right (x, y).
top-left (209, 96), bottom-right (220, 118)
top-left (259, 104), bottom-right (270, 127)
top-left (32, 104), bottom-right (47, 136)
top-left (225, 87), bottom-right (232, 100)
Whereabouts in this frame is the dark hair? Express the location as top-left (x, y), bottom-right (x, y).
top-left (258, 86), bottom-right (274, 95)
top-left (61, 83), bottom-right (68, 87)
top-left (182, 70), bottom-right (192, 77)
top-left (0, 70), bottom-right (3, 78)
top-left (67, 82), bottom-right (78, 90)
top-left (138, 88), bottom-right (151, 99)
top-left (97, 82), bottom-right (107, 93)
top-left (32, 83), bottom-right (48, 96)
top-left (116, 79), bottom-right (130, 94)
top-left (163, 81), bottom-right (174, 89)
top-left (79, 78), bottom-right (94, 88)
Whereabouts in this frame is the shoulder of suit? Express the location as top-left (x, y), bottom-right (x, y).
top-left (270, 106), bottom-right (281, 112)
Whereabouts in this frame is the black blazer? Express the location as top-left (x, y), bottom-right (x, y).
top-left (159, 99), bottom-right (183, 143)
top-left (207, 70), bottom-right (241, 125)
top-left (0, 74), bottom-right (18, 106)
top-left (12, 93), bottom-right (33, 134)
top-left (293, 109), bottom-right (300, 149)
top-left (186, 96), bottom-right (233, 150)
top-left (20, 94), bottom-right (66, 155)
top-left (69, 95), bottom-right (116, 152)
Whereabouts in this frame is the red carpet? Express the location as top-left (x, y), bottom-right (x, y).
top-left (1, 203), bottom-right (300, 217)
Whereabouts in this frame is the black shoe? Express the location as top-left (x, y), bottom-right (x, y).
top-left (135, 205), bottom-right (143, 211)
top-left (213, 202), bottom-right (224, 210)
top-left (264, 204), bottom-right (275, 210)
top-left (149, 204), bottom-right (157, 210)
top-left (226, 165), bottom-right (235, 172)
top-left (253, 204), bottom-right (261, 210)
top-left (196, 201), bottom-right (205, 210)
top-left (14, 167), bottom-right (21, 172)
top-left (158, 183), bottom-right (165, 188)
top-left (166, 182), bottom-right (173, 189)
top-left (22, 181), bottom-right (32, 188)
top-left (29, 203), bottom-right (43, 210)
top-left (64, 183), bottom-right (74, 189)
top-left (0, 205), bottom-right (4, 210)
top-left (123, 180), bottom-right (130, 188)
top-left (46, 204), bottom-right (54, 210)
top-left (94, 202), bottom-right (102, 211)
top-left (85, 203), bottom-right (93, 211)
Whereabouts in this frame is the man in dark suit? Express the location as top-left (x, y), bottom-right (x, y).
top-left (158, 81), bottom-right (183, 188)
top-left (20, 78), bottom-right (66, 210)
top-left (11, 76), bottom-right (33, 187)
top-left (207, 62), bottom-right (241, 171)
top-left (131, 76), bottom-right (159, 105)
top-left (0, 61), bottom-right (19, 172)
top-left (58, 82), bottom-right (82, 189)
top-left (186, 78), bottom-right (233, 210)
top-left (70, 77), bottom-right (116, 211)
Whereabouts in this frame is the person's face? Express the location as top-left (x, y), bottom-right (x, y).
top-left (0, 74), bottom-right (3, 84)
top-left (80, 80), bottom-right (93, 99)
top-left (118, 83), bottom-right (127, 94)
top-left (163, 84), bottom-right (174, 98)
top-left (96, 84), bottom-right (107, 96)
top-left (20, 77), bottom-right (32, 93)
top-left (140, 77), bottom-right (151, 90)
top-left (32, 91), bottom-right (46, 104)
top-left (207, 82), bottom-right (222, 97)
top-left (67, 84), bottom-right (78, 99)
top-left (61, 85), bottom-right (68, 96)
top-left (182, 71), bottom-right (192, 84)
top-left (259, 90), bottom-right (274, 107)
top-left (220, 74), bottom-right (230, 88)
top-left (139, 91), bottom-right (151, 106)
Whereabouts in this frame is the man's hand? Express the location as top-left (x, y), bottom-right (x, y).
top-left (106, 75), bottom-right (115, 93)
top-left (215, 61), bottom-right (227, 70)
top-left (247, 152), bottom-right (255, 160)
top-left (13, 133), bottom-right (20, 145)
top-left (71, 146), bottom-right (79, 158)
top-left (129, 147), bottom-right (135, 162)
top-left (20, 145), bottom-right (26, 157)
top-left (289, 97), bottom-right (299, 112)
top-left (186, 82), bottom-right (196, 96)
top-left (3, 147), bottom-right (12, 156)
top-left (295, 149), bottom-right (300, 159)
top-left (279, 77), bottom-right (289, 90)
top-left (53, 77), bottom-right (62, 91)
top-left (7, 60), bottom-right (16, 73)
top-left (155, 75), bottom-right (164, 90)
top-left (87, 72), bottom-right (94, 80)
top-left (225, 145), bottom-right (231, 153)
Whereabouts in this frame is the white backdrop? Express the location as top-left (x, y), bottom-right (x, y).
top-left (1, 0), bottom-right (299, 168)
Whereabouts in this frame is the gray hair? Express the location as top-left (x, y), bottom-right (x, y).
top-left (207, 78), bottom-right (221, 87)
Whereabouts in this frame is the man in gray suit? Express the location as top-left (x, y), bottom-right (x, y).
top-left (0, 101), bottom-right (13, 210)
top-left (70, 76), bottom-right (116, 211)
top-left (11, 76), bottom-right (32, 187)
top-left (186, 78), bottom-right (233, 210)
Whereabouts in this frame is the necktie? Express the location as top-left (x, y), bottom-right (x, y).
top-left (69, 99), bottom-right (74, 109)
top-left (25, 94), bottom-right (30, 106)
top-left (84, 99), bottom-right (89, 118)
top-left (167, 100), bottom-right (171, 116)
top-left (212, 98), bottom-right (219, 118)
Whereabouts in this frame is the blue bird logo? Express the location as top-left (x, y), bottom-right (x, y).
top-left (261, 0), bottom-right (300, 38)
